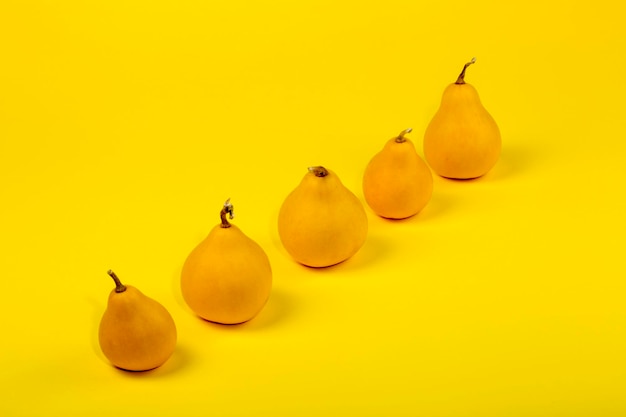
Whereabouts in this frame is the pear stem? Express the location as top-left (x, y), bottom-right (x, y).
top-left (308, 166), bottom-right (328, 177)
top-left (220, 198), bottom-right (234, 228)
top-left (395, 128), bottom-right (413, 143)
top-left (455, 57), bottom-right (476, 84)
top-left (107, 270), bottom-right (126, 293)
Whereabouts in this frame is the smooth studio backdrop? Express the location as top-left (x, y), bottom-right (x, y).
top-left (1, 1), bottom-right (625, 416)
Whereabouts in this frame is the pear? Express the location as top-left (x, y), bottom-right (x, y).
top-left (98, 270), bottom-right (177, 372)
top-left (278, 166), bottom-right (368, 267)
top-left (423, 57), bottom-right (501, 179)
top-left (363, 128), bottom-right (433, 219)
top-left (180, 199), bottom-right (272, 324)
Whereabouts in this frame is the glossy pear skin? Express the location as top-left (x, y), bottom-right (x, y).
top-left (363, 135), bottom-right (433, 219)
top-left (181, 224), bottom-right (272, 324)
top-left (99, 285), bottom-right (177, 372)
top-left (424, 82), bottom-right (501, 179)
top-left (278, 168), bottom-right (368, 267)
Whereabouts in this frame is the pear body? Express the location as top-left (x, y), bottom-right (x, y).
top-left (424, 83), bottom-right (501, 179)
top-left (99, 285), bottom-right (177, 371)
top-left (278, 167), bottom-right (368, 267)
top-left (181, 224), bottom-right (272, 324)
top-left (363, 137), bottom-right (433, 219)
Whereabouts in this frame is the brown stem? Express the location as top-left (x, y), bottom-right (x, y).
top-left (220, 198), bottom-right (234, 228)
top-left (107, 270), bottom-right (126, 293)
top-left (308, 166), bottom-right (328, 177)
top-left (395, 128), bottom-right (413, 143)
top-left (455, 57), bottom-right (476, 84)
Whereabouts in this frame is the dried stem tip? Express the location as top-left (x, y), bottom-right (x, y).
top-left (107, 270), bottom-right (127, 293)
top-left (220, 198), bottom-right (234, 228)
top-left (395, 128), bottom-right (413, 143)
top-left (456, 57), bottom-right (476, 84)
top-left (308, 166), bottom-right (329, 177)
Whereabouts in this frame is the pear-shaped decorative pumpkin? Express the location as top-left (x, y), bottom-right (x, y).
top-left (180, 199), bottom-right (272, 325)
top-left (278, 166), bottom-right (368, 268)
top-left (363, 128), bottom-right (433, 219)
top-left (424, 58), bottom-right (501, 179)
top-left (99, 270), bottom-right (177, 371)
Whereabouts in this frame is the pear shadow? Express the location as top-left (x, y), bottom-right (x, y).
top-left (267, 203), bottom-right (393, 274)
top-left (108, 343), bottom-right (193, 379)
top-left (459, 142), bottom-right (539, 183)
top-left (368, 190), bottom-right (452, 224)
top-left (86, 295), bottom-right (106, 362)
top-left (170, 264), bottom-right (187, 311)
top-left (492, 142), bottom-right (543, 181)
top-left (425, 141), bottom-right (538, 185)
top-left (267, 209), bottom-right (287, 255)
top-left (339, 233), bottom-right (389, 272)
top-left (243, 287), bottom-right (293, 330)
top-left (288, 232), bottom-right (390, 274)
top-left (187, 287), bottom-right (294, 332)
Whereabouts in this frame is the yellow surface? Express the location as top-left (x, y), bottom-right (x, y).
top-left (1, 1), bottom-right (625, 416)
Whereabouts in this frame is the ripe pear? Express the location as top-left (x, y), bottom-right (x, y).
top-left (278, 166), bottom-right (368, 267)
top-left (363, 128), bottom-right (433, 219)
top-left (424, 58), bottom-right (501, 179)
top-left (181, 199), bottom-right (272, 325)
top-left (98, 270), bottom-right (177, 372)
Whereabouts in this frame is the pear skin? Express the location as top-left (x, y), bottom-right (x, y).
top-left (278, 166), bottom-right (368, 267)
top-left (424, 58), bottom-right (501, 179)
top-left (180, 199), bottom-right (272, 325)
top-left (98, 270), bottom-right (177, 372)
top-left (363, 128), bottom-right (433, 219)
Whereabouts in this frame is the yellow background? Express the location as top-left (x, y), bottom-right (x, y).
top-left (1, 0), bottom-right (625, 415)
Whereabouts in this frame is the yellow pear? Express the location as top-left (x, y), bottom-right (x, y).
top-left (423, 57), bottom-right (501, 179)
top-left (98, 270), bottom-right (177, 372)
top-left (363, 128), bottom-right (433, 219)
top-left (278, 166), bottom-right (368, 267)
top-left (181, 199), bottom-right (272, 324)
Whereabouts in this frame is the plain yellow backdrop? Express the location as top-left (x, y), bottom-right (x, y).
top-left (1, 0), bottom-right (625, 416)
